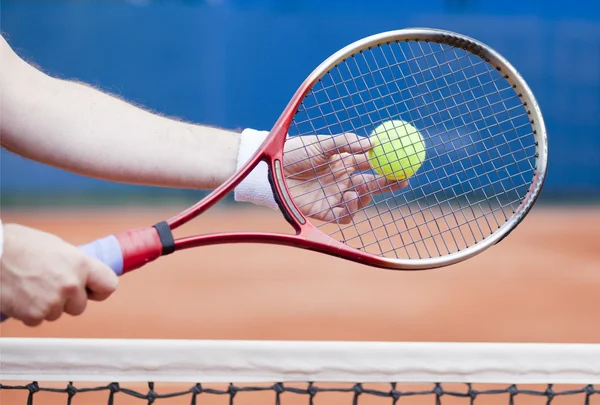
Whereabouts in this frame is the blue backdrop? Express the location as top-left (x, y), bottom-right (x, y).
top-left (1, 0), bottom-right (599, 202)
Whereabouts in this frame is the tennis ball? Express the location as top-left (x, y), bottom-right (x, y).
top-left (367, 120), bottom-right (426, 181)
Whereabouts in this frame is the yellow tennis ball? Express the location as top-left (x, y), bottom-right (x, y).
top-left (367, 120), bottom-right (426, 181)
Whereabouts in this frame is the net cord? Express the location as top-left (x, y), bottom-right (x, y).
top-left (1, 338), bottom-right (599, 384)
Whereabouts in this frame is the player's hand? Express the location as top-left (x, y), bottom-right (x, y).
top-left (283, 134), bottom-right (408, 224)
top-left (0, 224), bottom-right (119, 326)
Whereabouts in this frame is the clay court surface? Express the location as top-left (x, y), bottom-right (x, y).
top-left (1, 205), bottom-right (599, 404)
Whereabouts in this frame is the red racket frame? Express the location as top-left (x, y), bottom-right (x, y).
top-left (104, 28), bottom-right (548, 274)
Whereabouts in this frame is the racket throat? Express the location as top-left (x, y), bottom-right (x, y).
top-left (267, 159), bottom-right (305, 230)
top-left (153, 221), bottom-right (176, 255)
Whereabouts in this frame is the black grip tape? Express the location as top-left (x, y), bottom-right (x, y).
top-left (153, 221), bottom-right (175, 255)
top-left (267, 167), bottom-right (296, 227)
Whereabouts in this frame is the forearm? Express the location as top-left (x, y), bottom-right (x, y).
top-left (0, 38), bottom-right (240, 190)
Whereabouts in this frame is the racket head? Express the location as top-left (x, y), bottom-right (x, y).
top-left (268, 28), bottom-right (548, 270)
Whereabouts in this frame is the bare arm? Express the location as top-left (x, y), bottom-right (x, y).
top-left (0, 36), bottom-right (240, 190)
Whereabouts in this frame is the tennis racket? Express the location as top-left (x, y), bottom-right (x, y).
top-left (2, 28), bottom-right (548, 321)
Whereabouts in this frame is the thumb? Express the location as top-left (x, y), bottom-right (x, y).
top-left (85, 259), bottom-right (119, 301)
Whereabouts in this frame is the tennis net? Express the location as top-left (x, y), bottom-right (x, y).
top-left (1, 338), bottom-right (599, 404)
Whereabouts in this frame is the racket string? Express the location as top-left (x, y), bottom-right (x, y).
top-left (328, 155), bottom-right (532, 236)
top-left (288, 57), bottom-right (490, 149)
top-left (371, 204), bottom-right (513, 257)
top-left (329, 170), bottom-right (529, 257)
top-left (289, 140), bottom-right (528, 255)
top-left (290, 75), bottom-right (529, 174)
top-left (395, 41), bottom-right (485, 249)
top-left (283, 40), bottom-right (537, 260)
top-left (286, 74), bottom-right (516, 181)
top-left (346, 51), bottom-right (439, 259)
top-left (292, 46), bottom-right (491, 127)
top-left (286, 79), bottom-right (531, 184)
top-left (287, 131), bottom-right (531, 229)
top-left (343, 197), bottom-right (517, 258)
top-left (288, 119), bottom-right (533, 213)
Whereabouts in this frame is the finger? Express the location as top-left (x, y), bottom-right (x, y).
top-left (359, 193), bottom-right (372, 210)
top-left (329, 206), bottom-right (352, 224)
top-left (7, 295), bottom-right (46, 326)
top-left (327, 154), bottom-right (354, 185)
top-left (341, 190), bottom-right (360, 224)
top-left (319, 133), bottom-right (372, 157)
top-left (345, 178), bottom-right (373, 211)
top-left (45, 300), bottom-right (65, 322)
top-left (331, 153), bottom-right (375, 182)
top-left (85, 259), bottom-right (119, 302)
top-left (325, 190), bottom-right (360, 225)
top-left (65, 286), bottom-right (88, 316)
top-left (354, 154), bottom-right (373, 172)
top-left (21, 305), bottom-right (45, 327)
top-left (354, 182), bottom-right (373, 210)
top-left (22, 317), bottom-right (43, 327)
top-left (330, 152), bottom-right (372, 174)
top-left (351, 173), bottom-right (409, 195)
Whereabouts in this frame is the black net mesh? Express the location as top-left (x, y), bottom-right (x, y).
top-left (1, 382), bottom-right (597, 405)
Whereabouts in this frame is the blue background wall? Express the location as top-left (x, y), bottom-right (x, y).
top-left (1, 0), bottom-right (599, 203)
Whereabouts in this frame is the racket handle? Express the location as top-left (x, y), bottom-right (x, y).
top-left (78, 235), bottom-right (125, 276)
top-left (0, 226), bottom-right (167, 322)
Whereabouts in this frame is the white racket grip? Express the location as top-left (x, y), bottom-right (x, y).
top-left (0, 236), bottom-right (124, 322)
top-left (234, 128), bottom-right (279, 210)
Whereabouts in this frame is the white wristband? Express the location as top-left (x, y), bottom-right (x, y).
top-left (234, 128), bottom-right (279, 210)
